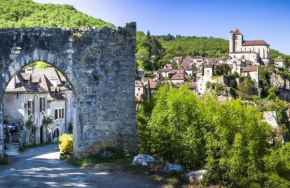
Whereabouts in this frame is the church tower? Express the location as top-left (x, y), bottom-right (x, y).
top-left (233, 28), bottom-right (243, 52)
top-left (229, 30), bottom-right (235, 53)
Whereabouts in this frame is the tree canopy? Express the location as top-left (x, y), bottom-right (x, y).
top-left (0, 0), bottom-right (115, 29)
top-left (137, 84), bottom-right (290, 187)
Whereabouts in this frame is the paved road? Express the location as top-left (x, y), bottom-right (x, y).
top-left (0, 144), bottom-right (162, 188)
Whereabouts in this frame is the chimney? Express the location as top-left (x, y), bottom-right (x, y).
top-left (25, 67), bottom-right (34, 74)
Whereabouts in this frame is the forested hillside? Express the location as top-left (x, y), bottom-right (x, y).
top-left (0, 0), bottom-right (288, 72)
top-left (0, 0), bottom-right (115, 29)
top-left (156, 34), bottom-right (229, 57)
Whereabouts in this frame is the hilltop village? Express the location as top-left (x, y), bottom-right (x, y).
top-left (135, 28), bottom-right (286, 100)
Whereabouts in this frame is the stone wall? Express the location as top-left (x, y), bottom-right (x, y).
top-left (0, 22), bottom-right (137, 158)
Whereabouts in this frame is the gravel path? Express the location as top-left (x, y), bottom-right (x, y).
top-left (0, 144), bottom-right (162, 188)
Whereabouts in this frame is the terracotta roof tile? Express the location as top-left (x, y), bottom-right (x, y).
top-left (170, 74), bottom-right (186, 80)
top-left (135, 80), bottom-right (143, 87)
top-left (241, 66), bottom-right (258, 72)
top-left (242, 40), bottom-right (269, 46)
top-left (234, 28), bottom-right (242, 35)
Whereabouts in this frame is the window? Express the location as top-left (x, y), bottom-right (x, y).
top-left (39, 97), bottom-right (45, 112)
top-left (59, 109), bottom-right (62, 119)
top-left (138, 88), bottom-right (140, 91)
top-left (28, 100), bottom-right (34, 116)
top-left (62, 109), bottom-right (64, 119)
top-left (55, 109), bottom-right (58, 120)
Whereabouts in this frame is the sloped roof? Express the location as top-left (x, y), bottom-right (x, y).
top-left (135, 80), bottom-right (143, 87)
top-left (170, 74), bottom-right (186, 80)
top-left (241, 66), bottom-right (258, 72)
top-left (148, 80), bottom-right (158, 89)
top-left (234, 28), bottom-right (242, 35)
top-left (243, 40), bottom-right (269, 46)
top-left (179, 62), bottom-right (192, 70)
top-left (274, 56), bottom-right (284, 62)
top-left (189, 82), bottom-right (197, 89)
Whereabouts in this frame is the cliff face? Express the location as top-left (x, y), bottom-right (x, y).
top-left (270, 73), bottom-right (290, 102)
top-left (270, 73), bottom-right (290, 89)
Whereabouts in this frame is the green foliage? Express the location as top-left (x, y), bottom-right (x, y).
top-left (146, 85), bottom-right (207, 170)
top-left (0, 0), bottom-right (115, 29)
top-left (135, 31), bottom-right (165, 71)
top-left (215, 83), bottom-right (224, 90)
top-left (259, 66), bottom-right (271, 97)
top-left (206, 81), bottom-right (211, 89)
top-left (157, 36), bottom-right (228, 58)
top-left (270, 49), bottom-right (290, 67)
top-left (237, 76), bottom-right (256, 99)
top-left (25, 117), bottom-right (38, 145)
top-left (42, 115), bottom-right (53, 125)
top-left (34, 61), bottom-right (49, 69)
top-left (58, 134), bottom-right (73, 155)
top-left (137, 98), bottom-right (155, 154)
top-left (0, 154), bottom-right (9, 165)
top-left (95, 146), bottom-right (126, 161)
top-left (263, 143), bottom-right (290, 187)
top-left (137, 85), bottom-right (290, 187)
top-left (68, 122), bottom-right (73, 134)
top-left (214, 63), bottom-right (230, 75)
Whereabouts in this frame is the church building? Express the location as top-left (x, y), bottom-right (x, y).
top-left (229, 28), bottom-right (271, 66)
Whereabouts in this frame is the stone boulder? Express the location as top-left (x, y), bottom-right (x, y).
top-left (133, 154), bottom-right (155, 167)
top-left (162, 163), bottom-right (184, 174)
top-left (183, 170), bottom-right (208, 182)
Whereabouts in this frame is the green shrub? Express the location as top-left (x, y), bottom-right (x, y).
top-left (95, 146), bottom-right (126, 161)
top-left (0, 154), bottom-right (9, 165)
top-left (58, 134), bottom-right (73, 155)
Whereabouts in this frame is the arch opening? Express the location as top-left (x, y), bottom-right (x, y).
top-left (0, 25), bottom-right (137, 159)
top-left (2, 61), bottom-right (77, 155)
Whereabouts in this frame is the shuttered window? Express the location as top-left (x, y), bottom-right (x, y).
top-left (55, 109), bottom-right (58, 120)
top-left (40, 97), bottom-right (46, 112)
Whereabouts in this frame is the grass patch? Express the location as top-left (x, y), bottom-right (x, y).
top-left (65, 146), bottom-right (129, 168)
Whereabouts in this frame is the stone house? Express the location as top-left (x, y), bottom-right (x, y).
top-left (170, 74), bottom-right (186, 84)
top-left (3, 67), bottom-right (73, 143)
top-left (274, 56), bottom-right (285, 68)
top-left (135, 80), bottom-right (145, 100)
top-left (159, 68), bottom-right (171, 78)
top-left (229, 28), bottom-right (271, 66)
top-left (241, 66), bottom-right (259, 86)
top-left (178, 61), bottom-right (194, 76)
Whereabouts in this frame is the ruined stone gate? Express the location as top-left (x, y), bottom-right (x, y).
top-left (0, 23), bottom-right (137, 158)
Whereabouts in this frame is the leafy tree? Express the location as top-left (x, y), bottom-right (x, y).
top-left (0, 0), bottom-right (115, 29)
top-left (214, 63), bottom-right (230, 75)
top-left (238, 76), bottom-right (255, 99)
top-left (25, 117), bottom-right (38, 145)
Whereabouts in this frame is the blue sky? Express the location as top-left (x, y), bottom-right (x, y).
top-left (33, 0), bottom-right (290, 54)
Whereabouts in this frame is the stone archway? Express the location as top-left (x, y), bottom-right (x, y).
top-left (0, 23), bottom-right (137, 158)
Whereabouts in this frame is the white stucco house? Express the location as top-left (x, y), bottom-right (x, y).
top-left (3, 67), bottom-right (74, 144)
top-left (274, 56), bottom-right (285, 68)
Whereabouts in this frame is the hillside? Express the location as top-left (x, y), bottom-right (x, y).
top-left (0, 0), bottom-right (115, 29)
top-left (156, 35), bottom-right (229, 57)
top-left (156, 34), bottom-right (290, 63)
top-left (0, 0), bottom-right (288, 70)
